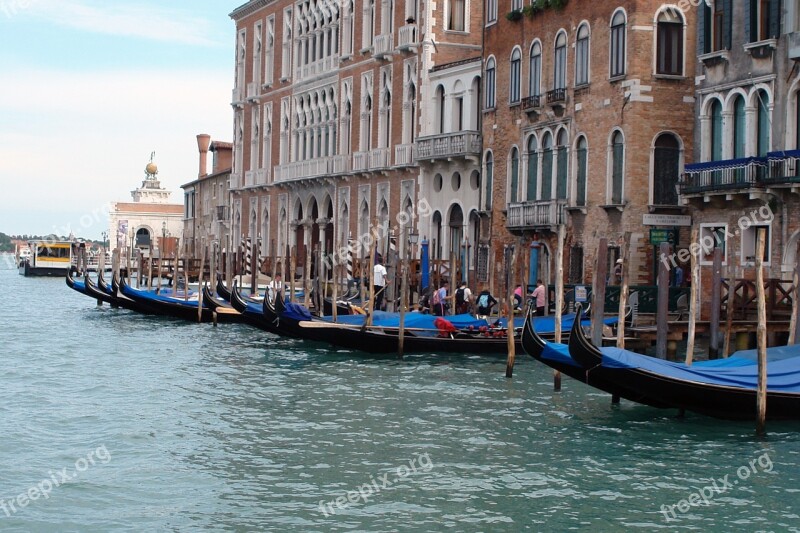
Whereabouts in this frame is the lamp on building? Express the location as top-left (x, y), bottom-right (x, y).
top-left (408, 230), bottom-right (419, 246)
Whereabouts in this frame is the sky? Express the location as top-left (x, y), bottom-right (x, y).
top-left (0, 0), bottom-right (244, 239)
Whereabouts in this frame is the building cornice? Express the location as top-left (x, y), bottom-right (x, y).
top-left (230, 0), bottom-right (274, 21)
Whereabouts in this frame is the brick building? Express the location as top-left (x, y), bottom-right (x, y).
top-left (181, 135), bottom-right (234, 258)
top-left (680, 0), bottom-right (800, 317)
top-left (481, 1), bottom-right (697, 292)
top-left (227, 0), bottom-right (482, 286)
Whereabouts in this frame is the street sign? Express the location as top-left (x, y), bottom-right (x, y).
top-left (575, 285), bottom-right (588, 303)
top-left (643, 213), bottom-right (691, 227)
top-left (649, 228), bottom-right (678, 246)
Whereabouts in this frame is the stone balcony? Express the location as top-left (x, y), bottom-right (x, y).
top-left (244, 170), bottom-right (256, 188)
top-left (394, 144), bottom-right (414, 166)
top-left (229, 172), bottom-right (242, 190)
top-left (506, 199), bottom-right (567, 230)
top-left (373, 33), bottom-right (393, 58)
top-left (397, 24), bottom-right (418, 50)
top-left (273, 155), bottom-right (350, 182)
top-left (294, 55), bottom-right (339, 83)
top-left (246, 81), bottom-right (260, 101)
top-left (414, 131), bottom-right (482, 163)
top-left (231, 86), bottom-right (244, 105)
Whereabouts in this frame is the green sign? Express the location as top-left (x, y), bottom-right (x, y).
top-left (650, 228), bottom-right (678, 246)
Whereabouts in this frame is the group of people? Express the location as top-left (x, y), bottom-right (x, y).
top-left (421, 279), bottom-right (547, 317)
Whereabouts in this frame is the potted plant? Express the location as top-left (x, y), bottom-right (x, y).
top-left (506, 9), bottom-right (523, 21)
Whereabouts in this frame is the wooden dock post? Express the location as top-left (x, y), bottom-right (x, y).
top-left (505, 245), bottom-right (517, 378)
top-left (723, 266), bottom-right (737, 356)
top-left (398, 228), bottom-right (408, 357)
top-left (304, 243), bottom-right (312, 309)
top-left (656, 241), bottom-right (670, 359)
top-left (709, 246), bottom-right (723, 358)
top-left (790, 253), bottom-right (800, 345)
top-left (553, 226), bottom-right (566, 391)
top-left (755, 228), bottom-right (768, 435)
top-left (250, 238), bottom-right (258, 296)
top-left (290, 246), bottom-right (297, 304)
top-left (590, 238), bottom-right (609, 347)
top-left (331, 261), bottom-right (339, 323)
top-left (367, 233), bottom-right (377, 328)
top-left (616, 232), bottom-right (631, 350)
top-left (686, 226), bottom-right (700, 365)
top-left (197, 247), bottom-right (206, 323)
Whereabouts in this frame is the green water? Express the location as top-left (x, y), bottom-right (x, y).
top-left (0, 266), bottom-right (798, 532)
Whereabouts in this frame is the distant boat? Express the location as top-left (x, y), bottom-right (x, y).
top-left (19, 240), bottom-right (74, 277)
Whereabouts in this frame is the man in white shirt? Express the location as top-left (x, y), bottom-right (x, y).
top-left (268, 273), bottom-right (284, 302)
top-left (373, 256), bottom-right (388, 311)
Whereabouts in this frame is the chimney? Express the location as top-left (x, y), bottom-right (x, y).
top-left (196, 134), bottom-right (211, 177)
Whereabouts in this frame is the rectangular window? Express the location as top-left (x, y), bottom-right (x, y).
top-left (575, 36), bottom-right (589, 85)
top-left (611, 141), bottom-right (624, 204)
top-left (447, 0), bottom-right (465, 31)
top-left (486, 0), bottom-right (497, 23)
top-left (569, 246), bottom-right (584, 284)
top-left (741, 224), bottom-right (771, 265)
top-left (699, 224), bottom-right (727, 265)
top-left (485, 61), bottom-right (496, 108)
top-left (511, 0), bottom-right (521, 11)
top-left (657, 22), bottom-right (683, 75)
top-left (750, 0), bottom-right (771, 42)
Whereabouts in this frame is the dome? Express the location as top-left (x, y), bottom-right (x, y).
top-left (145, 162), bottom-right (158, 175)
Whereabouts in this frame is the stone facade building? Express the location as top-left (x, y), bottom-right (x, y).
top-left (228, 0), bottom-right (483, 285)
top-left (482, 1), bottom-right (697, 291)
top-left (681, 0), bottom-right (800, 317)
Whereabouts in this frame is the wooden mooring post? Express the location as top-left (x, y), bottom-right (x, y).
top-left (553, 226), bottom-right (566, 391)
top-left (686, 227), bottom-right (700, 365)
top-left (505, 245), bottom-right (517, 378)
top-left (616, 233), bottom-right (631, 350)
top-left (655, 242), bottom-right (670, 359)
top-left (723, 266), bottom-right (738, 356)
top-left (755, 228), bottom-right (768, 435)
top-left (590, 238), bottom-right (609, 347)
top-left (708, 247), bottom-right (723, 359)
top-left (790, 252), bottom-right (800, 345)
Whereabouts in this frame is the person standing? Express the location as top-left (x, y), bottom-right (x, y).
top-left (455, 281), bottom-right (472, 315)
top-left (476, 289), bottom-right (497, 316)
top-left (531, 279), bottom-right (546, 316)
top-left (268, 272), bottom-right (284, 302)
top-left (373, 256), bottom-right (388, 311)
top-left (433, 281), bottom-right (449, 316)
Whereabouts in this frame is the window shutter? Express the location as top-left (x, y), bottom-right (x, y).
top-left (723, 0), bottom-right (733, 49)
top-left (745, 0), bottom-right (753, 42)
top-left (769, 0), bottom-right (782, 39)
top-left (698, 3), bottom-right (711, 54)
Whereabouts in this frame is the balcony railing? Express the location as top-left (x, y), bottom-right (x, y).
top-left (246, 81), bottom-right (260, 100)
top-left (394, 143), bottom-right (414, 166)
top-left (273, 155), bottom-right (350, 182)
top-left (229, 172), bottom-right (242, 189)
top-left (522, 95), bottom-right (541, 110)
top-left (506, 199), bottom-right (567, 229)
top-left (397, 24), bottom-right (418, 50)
top-left (244, 170), bottom-right (256, 187)
top-left (681, 151), bottom-right (800, 194)
top-left (373, 33), bottom-right (393, 58)
top-left (370, 147), bottom-right (390, 169)
top-left (231, 86), bottom-right (244, 104)
top-left (294, 55), bottom-right (340, 82)
top-left (256, 168), bottom-right (269, 186)
top-left (414, 131), bottom-right (482, 162)
top-left (546, 88), bottom-right (566, 105)
top-left (352, 151), bottom-right (369, 171)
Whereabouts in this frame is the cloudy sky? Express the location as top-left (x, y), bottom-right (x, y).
top-left (0, 0), bottom-right (243, 239)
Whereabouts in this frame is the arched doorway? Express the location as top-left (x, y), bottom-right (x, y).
top-left (448, 204), bottom-right (464, 282)
top-left (135, 227), bottom-right (151, 247)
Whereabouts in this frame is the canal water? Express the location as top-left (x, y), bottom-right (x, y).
top-left (1, 263), bottom-right (798, 532)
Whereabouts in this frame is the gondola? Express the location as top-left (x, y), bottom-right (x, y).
top-left (118, 277), bottom-right (242, 323)
top-left (65, 267), bottom-right (88, 296)
top-left (83, 271), bottom-right (118, 306)
top-left (228, 280), bottom-right (278, 331)
top-left (521, 305), bottom-right (669, 408)
top-left (265, 293), bottom-right (532, 355)
top-left (568, 304), bottom-right (800, 420)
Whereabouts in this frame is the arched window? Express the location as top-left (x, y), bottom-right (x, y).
top-left (556, 129), bottom-right (568, 199)
top-left (732, 95), bottom-right (746, 159)
top-left (435, 85), bottom-right (446, 134)
top-left (509, 147), bottom-right (519, 203)
top-left (710, 99), bottom-right (723, 161)
top-left (554, 31), bottom-right (567, 90)
top-left (610, 131), bottom-right (624, 204)
top-left (653, 133), bottom-right (680, 205)
top-left (526, 135), bottom-right (538, 201)
top-left (610, 9), bottom-right (626, 78)
top-left (656, 9), bottom-right (684, 76)
top-left (541, 132), bottom-right (553, 200)
top-left (529, 41), bottom-right (541, 98)
top-left (432, 211), bottom-right (442, 259)
top-left (485, 57), bottom-right (496, 108)
top-left (509, 47), bottom-right (521, 103)
top-left (756, 89), bottom-right (770, 157)
top-left (575, 23), bottom-right (590, 86)
top-left (484, 151), bottom-right (493, 210)
top-left (575, 136), bottom-right (587, 207)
